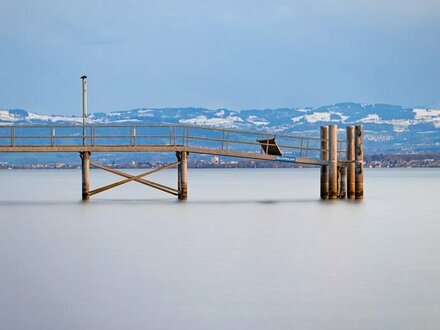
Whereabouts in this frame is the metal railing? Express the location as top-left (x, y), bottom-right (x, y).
top-left (0, 124), bottom-right (337, 160)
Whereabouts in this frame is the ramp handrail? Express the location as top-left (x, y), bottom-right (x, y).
top-left (0, 124), bottom-right (344, 160)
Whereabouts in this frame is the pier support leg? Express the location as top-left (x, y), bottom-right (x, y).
top-left (177, 151), bottom-right (188, 200)
top-left (339, 166), bottom-right (346, 199)
top-left (320, 126), bottom-right (329, 199)
top-left (355, 125), bottom-right (364, 199)
top-left (346, 126), bottom-right (355, 199)
top-left (80, 151), bottom-right (90, 201)
top-left (328, 125), bottom-right (338, 199)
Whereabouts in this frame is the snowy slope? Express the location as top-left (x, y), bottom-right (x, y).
top-left (0, 103), bottom-right (439, 153)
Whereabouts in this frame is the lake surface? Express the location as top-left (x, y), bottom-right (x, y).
top-left (0, 168), bottom-right (439, 329)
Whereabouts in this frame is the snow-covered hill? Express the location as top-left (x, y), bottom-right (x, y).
top-left (1, 103), bottom-right (439, 153)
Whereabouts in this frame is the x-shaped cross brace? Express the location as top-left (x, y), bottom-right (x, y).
top-left (88, 161), bottom-right (179, 196)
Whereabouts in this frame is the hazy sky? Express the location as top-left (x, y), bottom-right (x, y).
top-left (1, 0), bottom-right (439, 115)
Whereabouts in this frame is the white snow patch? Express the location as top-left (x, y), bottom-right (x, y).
top-left (390, 120), bottom-right (412, 132)
top-left (290, 115), bottom-right (305, 123)
top-left (0, 110), bottom-right (18, 122)
top-left (179, 116), bottom-right (242, 127)
top-left (247, 116), bottom-right (269, 126)
top-left (291, 111), bottom-right (348, 123)
top-left (26, 112), bottom-right (84, 123)
top-left (333, 112), bottom-right (349, 122)
top-left (305, 112), bottom-right (331, 123)
top-left (137, 109), bottom-right (154, 117)
top-left (227, 116), bottom-right (244, 123)
top-left (360, 114), bottom-right (381, 123)
top-left (107, 112), bottom-right (122, 117)
top-left (413, 108), bottom-right (440, 127)
top-left (413, 108), bottom-right (440, 119)
top-left (360, 114), bottom-right (413, 132)
top-left (111, 119), bottom-right (142, 123)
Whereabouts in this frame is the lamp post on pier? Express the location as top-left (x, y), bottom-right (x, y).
top-left (81, 75), bottom-right (87, 146)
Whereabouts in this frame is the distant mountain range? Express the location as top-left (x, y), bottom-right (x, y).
top-left (1, 102), bottom-right (439, 154)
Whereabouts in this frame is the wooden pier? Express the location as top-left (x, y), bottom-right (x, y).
top-left (0, 123), bottom-right (363, 201)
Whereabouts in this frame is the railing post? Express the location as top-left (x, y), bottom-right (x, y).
top-left (10, 126), bottom-right (15, 147)
top-left (92, 126), bottom-right (96, 146)
top-left (176, 151), bottom-right (188, 200)
top-left (346, 126), bottom-right (355, 199)
top-left (328, 125), bottom-right (338, 199)
top-left (51, 126), bottom-right (55, 146)
top-left (80, 151), bottom-right (91, 201)
top-left (355, 125), bottom-right (364, 199)
top-left (320, 126), bottom-right (329, 199)
top-left (133, 127), bottom-right (136, 146)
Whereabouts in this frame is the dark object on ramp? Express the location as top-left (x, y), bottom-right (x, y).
top-left (257, 138), bottom-right (282, 156)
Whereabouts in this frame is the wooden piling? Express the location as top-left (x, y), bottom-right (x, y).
top-left (80, 151), bottom-right (90, 200)
top-left (328, 125), bottom-right (338, 199)
top-left (346, 126), bottom-right (355, 199)
top-left (355, 125), bottom-right (364, 199)
top-left (339, 166), bottom-right (346, 198)
top-left (177, 151), bottom-right (188, 200)
top-left (320, 126), bottom-right (329, 199)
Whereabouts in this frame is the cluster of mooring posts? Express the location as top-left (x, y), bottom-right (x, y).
top-left (320, 125), bottom-right (364, 200)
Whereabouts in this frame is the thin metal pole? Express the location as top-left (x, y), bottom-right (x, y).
top-left (81, 75), bottom-right (87, 146)
top-left (328, 125), bottom-right (338, 199)
top-left (320, 126), bottom-right (329, 199)
top-left (355, 125), bottom-right (364, 199)
top-left (346, 126), bottom-right (355, 199)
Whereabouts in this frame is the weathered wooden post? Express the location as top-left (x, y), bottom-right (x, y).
top-left (346, 126), bottom-right (355, 199)
top-left (320, 126), bottom-right (329, 199)
top-left (339, 165), bottom-right (346, 198)
top-left (177, 151), bottom-right (188, 200)
top-left (80, 151), bottom-right (90, 200)
top-left (355, 125), bottom-right (364, 199)
top-left (328, 125), bottom-right (338, 199)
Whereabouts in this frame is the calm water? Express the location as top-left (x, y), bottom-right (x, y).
top-left (0, 168), bottom-right (439, 329)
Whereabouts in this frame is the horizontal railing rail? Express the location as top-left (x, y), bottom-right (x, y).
top-left (0, 124), bottom-right (346, 161)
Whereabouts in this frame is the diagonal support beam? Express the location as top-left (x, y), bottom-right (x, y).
top-left (89, 161), bottom-right (179, 196)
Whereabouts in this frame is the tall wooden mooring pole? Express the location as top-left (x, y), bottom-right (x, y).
top-left (328, 125), bottom-right (338, 199)
top-left (346, 126), bottom-right (355, 199)
top-left (320, 126), bottom-right (329, 199)
top-left (355, 125), bottom-right (364, 199)
top-left (176, 151), bottom-right (188, 200)
top-left (81, 151), bottom-right (90, 200)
